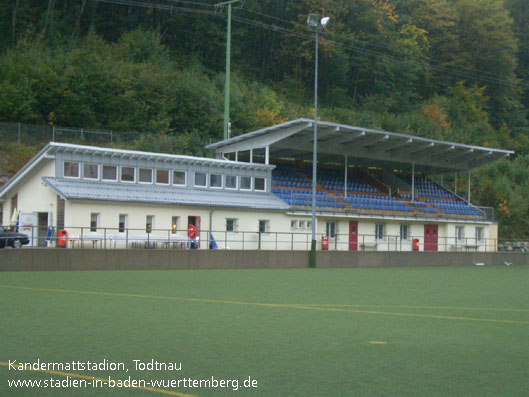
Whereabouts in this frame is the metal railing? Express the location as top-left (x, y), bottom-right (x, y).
top-left (281, 192), bottom-right (495, 222)
top-left (3, 225), bottom-right (528, 253)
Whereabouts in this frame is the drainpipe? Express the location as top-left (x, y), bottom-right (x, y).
top-left (209, 209), bottom-right (215, 249)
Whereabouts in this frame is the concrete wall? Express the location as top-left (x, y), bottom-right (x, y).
top-left (1, 249), bottom-right (526, 272)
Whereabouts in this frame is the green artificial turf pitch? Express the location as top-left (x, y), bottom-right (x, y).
top-left (1, 266), bottom-right (529, 396)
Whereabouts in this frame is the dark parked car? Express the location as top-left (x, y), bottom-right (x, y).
top-left (0, 226), bottom-right (30, 248)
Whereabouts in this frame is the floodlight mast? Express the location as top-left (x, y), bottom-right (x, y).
top-left (216, 0), bottom-right (242, 141)
top-left (308, 14), bottom-right (329, 268)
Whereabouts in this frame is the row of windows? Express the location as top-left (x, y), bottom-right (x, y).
top-left (88, 213), bottom-right (484, 242)
top-left (290, 220), bottom-right (313, 230)
top-left (90, 214), bottom-right (271, 234)
top-left (91, 213), bottom-right (181, 234)
top-left (225, 218), bottom-right (270, 233)
top-left (64, 162), bottom-right (267, 191)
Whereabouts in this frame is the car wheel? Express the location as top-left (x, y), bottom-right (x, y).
top-left (12, 239), bottom-right (22, 249)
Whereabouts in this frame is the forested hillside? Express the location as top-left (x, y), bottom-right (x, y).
top-left (1, 0), bottom-right (528, 237)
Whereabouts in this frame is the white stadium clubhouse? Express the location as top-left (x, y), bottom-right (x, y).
top-left (0, 119), bottom-right (513, 252)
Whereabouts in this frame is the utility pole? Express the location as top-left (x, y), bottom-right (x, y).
top-left (216, 0), bottom-right (242, 141)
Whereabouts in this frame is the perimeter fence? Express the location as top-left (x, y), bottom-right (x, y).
top-left (2, 225), bottom-right (528, 253)
top-left (0, 122), bottom-right (139, 145)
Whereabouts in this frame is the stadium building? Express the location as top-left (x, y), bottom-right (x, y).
top-left (0, 119), bottom-right (513, 251)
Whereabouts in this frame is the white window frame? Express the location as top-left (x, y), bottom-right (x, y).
top-left (400, 224), bottom-right (410, 241)
top-left (102, 165), bottom-right (118, 182)
top-left (173, 170), bottom-right (186, 186)
top-left (225, 175), bottom-right (238, 190)
top-left (209, 173), bottom-right (223, 189)
top-left (118, 214), bottom-right (127, 233)
top-left (83, 163), bottom-right (99, 180)
top-left (156, 169), bottom-right (170, 185)
top-left (138, 168), bottom-right (153, 184)
top-left (171, 216), bottom-right (180, 234)
top-left (146, 215), bottom-right (154, 234)
top-left (240, 176), bottom-right (252, 191)
top-left (476, 227), bottom-right (484, 243)
top-left (375, 224), bottom-right (385, 241)
top-left (291, 220), bottom-right (298, 230)
top-left (121, 166), bottom-right (136, 183)
top-left (258, 220), bottom-right (270, 234)
top-left (226, 218), bottom-right (238, 233)
top-left (90, 213), bottom-right (99, 232)
top-left (326, 222), bottom-right (337, 240)
top-left (456, 226), bottom-right (465, 242)
top-left (64, 161), bottom-right (80, 179)
top-left (194, 172), bottom-right (207, 188)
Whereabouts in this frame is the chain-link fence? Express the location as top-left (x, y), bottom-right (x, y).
top-left (0, 122), bottom-right (139, 145)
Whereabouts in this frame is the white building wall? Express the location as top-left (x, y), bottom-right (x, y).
top-left (2, 160), bottom-right (56, 226)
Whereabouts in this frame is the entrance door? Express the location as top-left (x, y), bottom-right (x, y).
top-left (349, 221), bottom-right (358, 251)
top-left (188, 216), bottom-right (201, 248)
top-left (37, 212), bottom-right (49, 247)
top-left (424, 224), bottom-right (438, 251)
top-left (19, 212), bottom-right (38, 246)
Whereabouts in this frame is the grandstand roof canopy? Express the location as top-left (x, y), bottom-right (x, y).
top-left (206, 119), bottom-right (514, 173)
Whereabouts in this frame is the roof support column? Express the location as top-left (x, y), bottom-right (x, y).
top-left (249, 149), bottom-right (253, 163)
top-left (411, 163), bottom-right (415, 201)
top-left (344, 155), bottom-right (348, 198)
top-left (440, 174), bottom-right (443, 187)
top-left (454, 172), bottom-right (457, 195)
top-left (235, 151), bottom-right (238, 161)
top-left (265, 146), bottom-right (269, 165)
top-left (467, 170), bottom-right (471, 203)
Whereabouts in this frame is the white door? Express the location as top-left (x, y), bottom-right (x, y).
top-left (19, 212), bottom-right (38, 246)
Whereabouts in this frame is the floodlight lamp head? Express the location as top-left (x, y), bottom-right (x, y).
top-left (307, 14), bottom-right (319, 28)
top-left (320, 17), bottom-right (330, 28)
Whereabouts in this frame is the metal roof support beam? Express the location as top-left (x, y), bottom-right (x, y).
top-left (452, 150), bottom-right (491, 167)
top-left (411, 163), bottom-right (415, 201)
top-left (446, 149), bottom-right (474, 163)
top-left (467, 170), bottom-right (471, 203)
top-left (377, 138), bottom-right (412, 153)
top-left (318, 131), bottom-right (365, 154)
top-left (401, 143), bottom-right (436, 161)
top-left (359, 134), bottom-right (389, 148)
top-left (465, 152), bottom-right (504, 169)
top-left (210, 122), bottom-right (311, 154)
top-left (430, 145), bottom-right (455, 159)
top-left (335, 131), bottom-right (365, 145)
top-left (454, 172), bottom-right (457, 195)
top-left (393, 142), bottom-right (433, 158)
top-left (344, 155), bottom-right (348, 198)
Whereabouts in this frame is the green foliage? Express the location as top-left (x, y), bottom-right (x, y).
top-left (474, 156), bottom-right (529, 237)
top-left (0, 1), bottom-right (529, 236)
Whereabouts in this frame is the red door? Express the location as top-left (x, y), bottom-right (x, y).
top-left (349, 221), bottom-right (358, 251)
top-left (424, 224), bottom-right (438, 251)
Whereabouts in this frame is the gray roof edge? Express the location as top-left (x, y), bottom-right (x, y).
top-left (206, 118), bottom-right (514, 156)
top-left (0, 143), bottom-right (52, 198)
top-left (41, 177), bottom-right (290, 211)
top-left (205, 119), bottom-right (311, 150)
top-left (48, 142), bottom-right (275, 169)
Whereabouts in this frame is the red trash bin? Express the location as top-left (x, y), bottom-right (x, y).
top-left (412, 238), bottom-right (419, 251)
top-left (57, 229), bottom-right (68, 248)
top-left (322, 235), bottom-right (329, 250)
